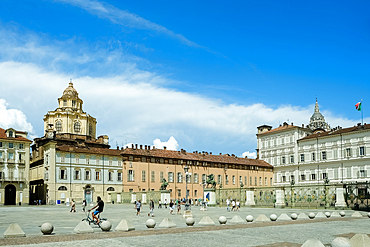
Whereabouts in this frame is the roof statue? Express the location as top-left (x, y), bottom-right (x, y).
top-left (307, 98), bottom-right (330, 133)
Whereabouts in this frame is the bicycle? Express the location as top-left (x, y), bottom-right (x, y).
top-left (82, 210), bottom-right (107, 226)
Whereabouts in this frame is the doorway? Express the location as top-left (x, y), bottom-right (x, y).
top-left (5, 184), bottom-right (16, 205)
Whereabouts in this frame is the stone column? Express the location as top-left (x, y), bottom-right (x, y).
top-left (245, 189), bottom-right (256, 206)
top-left (275, 188), bottom-right (285, 208)
top-left (335, 187), bottom-right (346, 209)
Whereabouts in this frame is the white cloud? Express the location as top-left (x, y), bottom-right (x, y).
top-left (57, 0), bottom-right (199, 47)
top-left (153, 136), bottom-right (179, 151)
top-left (0, 99), bottom-right (34, 134)
top-left (241, 151), bottom-right (256, 159)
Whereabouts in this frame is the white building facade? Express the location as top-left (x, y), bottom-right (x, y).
top-left (0, 128), bottom-right (32, 205)
top-left (257, 100), bottom-right (370, 186)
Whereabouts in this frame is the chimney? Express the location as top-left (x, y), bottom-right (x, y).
top-left (131, 144), bottom-right (134, 148)
top-left (140, 145), bottom-right (143, 149)
top-left (219, 153), bottom-right (222, 155)
top-left (135, 144), bottom-right (138, 149)
top-left (210, 152), bottom-right (212, 155)
top-left (302, 124), bottom-right (304, 128)
top-left (145, 145), bottom-right (147, 150)
top-left (148, 146), bottom-right (151, 150)
top-left (164, 146), bottom-right (167, 150)
top-left (117, 146), bottom-right (119, 150)
top-left (291, 122), bottom-right (293, 126)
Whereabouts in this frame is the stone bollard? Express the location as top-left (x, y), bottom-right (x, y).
top-left (324, 212), bottom-right (331, 218)
top-left (146, 219), bottom-right (156, 228)
top-left (339, 211), bottom-right (346, 217)
top-left (331, 237), bottom-right (350, 247)
top-left (308, 212), bottom-right (315, 219)
top-left (246, 215), bottom-right (254, 222)
top-left (218, 216), bottom-right (227, 225)
top-left (100, 221), bottom-right (112, 231)
top-left (270, 214), bottom-right (277, 221)
top-left (186, 217), bottom-right (195, 226)
top-left (41, 223), bottom-right (54, 235)
top-left (301, 239), bottom-right (325, 247)
top-left (291, 213), bottom-right (298, 220)
top-left (350, 234), bottom-right (370, 246)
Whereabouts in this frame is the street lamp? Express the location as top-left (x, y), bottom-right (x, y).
top-left (184, 165), bottom-right (191, 210)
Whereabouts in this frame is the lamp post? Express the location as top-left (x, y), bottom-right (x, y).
top-left (184, 165), bottom-right (191, 210)
top-left (290, 178), bottom-right (295, 208)
top-left (324, 176), bottom-right (330, 208)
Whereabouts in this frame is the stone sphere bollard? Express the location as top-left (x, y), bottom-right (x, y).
top-left (367, 212), bottom-right (370, 218)
top-left (41, 222), bottom-right (54, 235)
top-left (100, 221), bottom-right (112, 231)
top-left (146, 219), bottom-right (156, 228)
top-left (291, 213), bottom-right (298, 220)
top-left (218, 216), bottom-right (227, 225)
top-left (308, 212), bottom-right (315, 219)
top-left (339, 211), bottom-right (346, 217)
top-left (331, 237), bottom-right (350, 247)
top-left (270, 214), bottom-right (277, 221)
top-left (246, 215), bottom-right (254, 222)
top-left (325, 212), bottom-right (331, 218)
top-left (186, 217), bottom-right (195, 226)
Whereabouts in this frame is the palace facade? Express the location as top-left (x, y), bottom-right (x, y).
top-left (121, 145), bottom-right (273, 200)
top-left (257, 99), bottom-right (370, 186)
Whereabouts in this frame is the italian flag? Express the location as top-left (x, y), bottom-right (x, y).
top-left (355, 102), bottom-right (362, 111)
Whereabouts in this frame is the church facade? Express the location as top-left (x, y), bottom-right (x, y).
top-left (29, 81), bottom-right (123, 205)
top-left (257, 99), bottom-right (370, 186)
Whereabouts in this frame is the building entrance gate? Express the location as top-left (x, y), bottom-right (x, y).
top-left (5, 184), bottom-right (16, 205)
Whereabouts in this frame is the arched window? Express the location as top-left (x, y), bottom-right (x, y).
top-left (74, 122), bottom-right (81, 133)
top-left (56, 121), bottom-right (62, 133)
top-left (58, 186), bottom-right (67, 191)
top-left (107, 187), bottom-right (115, 191)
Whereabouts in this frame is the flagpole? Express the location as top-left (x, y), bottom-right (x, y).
top-left (361, 99), bottom-right (363, 125)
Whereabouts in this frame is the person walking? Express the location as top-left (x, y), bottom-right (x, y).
top-left (177, 201), bottom-right (181, 214)
top-left (164, 199), bottom-right (168, 209)
top-left (236, 200), bottom-right (240, 211)
top-left (136, 200), bottom-right (141, 216)
top-left (70, 199), bottom-right (76, 212)
top-left (226, 198), bottom-right (230, 212)
top-left (158, 199), bottom-right (162, 209)
top-left (82, 199), bottom-right (86, 212)
top-left (169, 200), bottom-right (174, 214)
top-left (148, 199), bottom-right (155, 217)
top-left (231, 199), bottom-right (236, 211)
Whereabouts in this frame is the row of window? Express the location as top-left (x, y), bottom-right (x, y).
top-left (59, 156), bottom-right (121, 166)
top-left (261, 136), bottom-right (295, 148)
top-left (127, 157), bottom-right (263, 171)
top-left (299, 147), bottom-right (365, 162)
top-left (127, 170), bottom-right (272, 186)
top-left (59, 169), bottom-right (122, 181)
top-left (0, 152), bottom-right (23, 161)
top-left (278, 167), bottom-right (368, 183)
top-left (0, 142), bottom-right (24, 149)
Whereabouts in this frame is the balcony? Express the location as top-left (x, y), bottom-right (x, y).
top-left (18, 160), bottom-right (26, 169)
top-left (0, 176), bottom-right (26, 183)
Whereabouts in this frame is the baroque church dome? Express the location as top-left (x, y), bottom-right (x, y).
top-left (308, 99), bottom-right (330, 132)
top-left (62, 80), bottom-right (79, 98)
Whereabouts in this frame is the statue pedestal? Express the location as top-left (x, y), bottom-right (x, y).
top-left (275, 189), bottom-right (285, 208)
top-left (160, 190), bottom-right (171, 204)
top-left (335, 187), bottom-right (346, 209)
top-left (204, 188), bottom-right (216, 206)
top-left (245, 190), bottom-right (256, 207)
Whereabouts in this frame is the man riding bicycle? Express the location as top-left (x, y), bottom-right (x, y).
top-left (89, 196), bottom-right (104, 224)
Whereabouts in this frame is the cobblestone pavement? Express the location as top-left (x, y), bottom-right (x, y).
top-left (0, 204), bottom-right (369, 246)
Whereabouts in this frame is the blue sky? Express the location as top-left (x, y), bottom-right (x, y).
top-left (0, 0), bottom-right (369, 157)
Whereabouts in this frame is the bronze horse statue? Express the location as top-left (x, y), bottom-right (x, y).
top-left (206, 174), bottom-right (217, 188)
top-left (160, 178), bottom-right (169, 190)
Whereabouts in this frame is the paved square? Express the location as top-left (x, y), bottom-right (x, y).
top-left (0, 204), bottom-right (369, 246)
